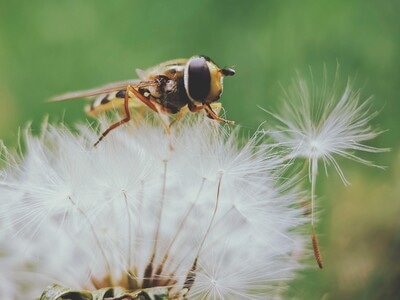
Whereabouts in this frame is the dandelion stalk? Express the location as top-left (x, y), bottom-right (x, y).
top-left (68, 196), bottom-right (114, 283)
top-left (143, 160), bottom-right (168, 289)
top-left (184, 173), bottom-right (223, 292)
top-left (154, 178), bottom-right (206, 285)
top-left (309, 158), bottom-right (324, 268)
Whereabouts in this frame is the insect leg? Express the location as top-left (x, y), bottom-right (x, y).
top-left (187, 103), bottom-right (204, 113)
top-left (93, 87), bottom-right (132, 147)
top-left (188, 103), bottom-right (235, 125)
top-left (128, 87), bottom-right (172, 135)
top-left (128, 86), bottom-right (174, 150)
top-left (127, 86), bottom-right (159, 113)
top-left (168, 107), bottom-right (188, 128)
top-left (204, 104), bottom-right (235, 124)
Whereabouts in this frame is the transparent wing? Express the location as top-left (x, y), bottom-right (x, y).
top-left (50, 79), bottom-right (156, 101)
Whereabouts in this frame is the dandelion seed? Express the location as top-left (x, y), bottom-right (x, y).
top-left (263, 70), bottom-right (388, 268)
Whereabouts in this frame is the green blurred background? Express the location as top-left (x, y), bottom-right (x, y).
top-left (0, 0), bottom-right (398, 299)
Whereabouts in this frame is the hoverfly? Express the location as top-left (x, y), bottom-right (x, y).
top-left (51, 55), bottom-right (236, 146)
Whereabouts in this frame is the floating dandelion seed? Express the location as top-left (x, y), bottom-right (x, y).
top-left (0, 117), bottom-right (306, 299)
top-left (264, 71), bottom-right (388, 268)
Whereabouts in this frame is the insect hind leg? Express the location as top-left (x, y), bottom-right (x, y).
top-left (93, 86), bottom-right (132, 147)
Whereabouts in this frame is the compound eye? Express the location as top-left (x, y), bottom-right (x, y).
top-left (187, 57), bottom-right (211, 102)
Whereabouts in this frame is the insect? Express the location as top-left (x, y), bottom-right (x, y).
top-left (51, 55), bottom-right (236, 146)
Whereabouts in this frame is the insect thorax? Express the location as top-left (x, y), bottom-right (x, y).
top-left (146, 75), bottom-right (190, 114)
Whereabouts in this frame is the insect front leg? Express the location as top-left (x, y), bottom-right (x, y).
top-left (94, 86), bottom-right (132, 147)
top-left (188, 103), bottom-right (235, 125)
top-left (204, 104), bottom-right (235, 124)
top-left (168, 107), bottom-right (188, 129)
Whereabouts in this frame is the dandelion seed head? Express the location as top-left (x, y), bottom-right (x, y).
top-left (1, 117), bottom-right (307, 299)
